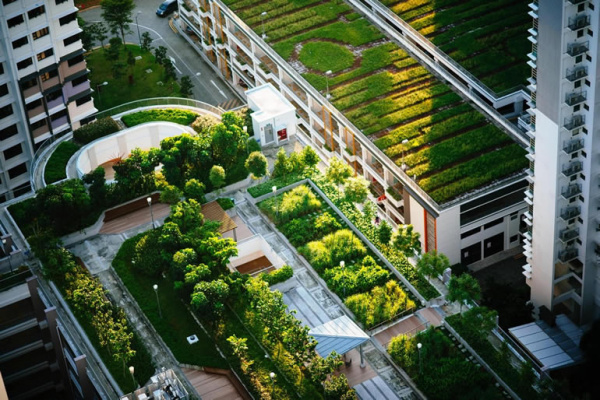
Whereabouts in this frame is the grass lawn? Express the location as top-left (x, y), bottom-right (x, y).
top-left (298, 42), bottom-right (355, 73)
top-left (87, 45), bottom-right (182, 111)
top-left (44, 141), bottom-right (80, 184)
top-left (112, 235), bottom-right (228, 369)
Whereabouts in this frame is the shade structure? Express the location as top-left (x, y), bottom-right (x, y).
top-left (509, 322), bottom-right (573, 370)
top-left (309, 315), bottom-right (369, 357)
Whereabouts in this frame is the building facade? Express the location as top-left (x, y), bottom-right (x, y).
top-left (0, 0), bottom-right (95, 202)
top-left (176, 0), bottom-right (529, 267)
top-left (525, 0), bottom-right (600, 325)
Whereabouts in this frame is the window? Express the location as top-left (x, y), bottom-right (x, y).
top-left (590, 3), bottom-right (595, 10)
top-left (8, 163), bottom-right (27, 180)
top-left (577, 29), bottom-right (584, 38)
top-left (21, 78), bottom-right (37, 91)
top-left (71, 75), bottom-right (87, 87)
top-left (582, 150), bottom-right (587, 158)
top-left (59, 12), bottom-right (77, 26)
top-left (30, 118), bottom-right (47, 131)
top-left (588, 29), bottom-right (593, 37)
top-left (574, 104), bottom-right (581, 112)
top-left (37, 48), bottom-right (54, 61)
top-left (575, 55), bottom-right (583, 63)
top-left (460, 227), bottom-right (480, 239)
top-left (7, 14), bottom-right (24, 28)
top-left (0, 63), bottom-right (3, 75)
top-left (75, 94), bottom-right (91, 107)
top-left (510, 235), bottom-right (519, 243)
top-left (17, 58), bottom-right (33, 70)
top-left (0, 84), bottom-right (7, 97)
top-left (32, 27), bottom-right (49, 40)
top-left (586, 55), bottom-right (592, 62)
top-left (0, 124), bottom-right (19, 140)
top-left (67, 54), bottom-right (84, 67)
top-left (40, 69), bottom-right (58, 82)
top-left (27, 5), bottom-right (45, 19)
top-left (26, 99), bottom-right (42, 111)
top-left (46, 90), bottom-right (62, 103)
top-left (12, 36), bottom-right (28, 49)
top-left (484, 217), bottom-right (503, 230)
top-left (575, 80), bottom-right (582, 88)
top-left (50, 109), bottom-right (67, 122)
top-left (2, 0), bottom-right (18, 5)
top-left (4, 144), bottom-right (22, 160)
top-left (584, 104), bottom-right (589, 111)
top-left (63, 33), bottom-right (81, 46)
top-left (55, 0), bottom-right (68, 4)
top-left (0, 104), bottom-right (14, 119)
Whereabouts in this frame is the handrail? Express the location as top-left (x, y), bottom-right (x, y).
top-left (93, 97), bottom-right (225, 120)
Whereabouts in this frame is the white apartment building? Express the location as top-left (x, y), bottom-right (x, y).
top-left (524, 0), bottom-right (600, 325)
top-left (176, 0), bottom-right (529, 268)
top-left (0, 0), bottom-right (96, 202)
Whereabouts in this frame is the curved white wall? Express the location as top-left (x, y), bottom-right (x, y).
top-left (76, 122), bottom-right (195, 179)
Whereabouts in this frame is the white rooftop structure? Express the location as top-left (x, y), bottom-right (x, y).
top-left (509, 322), bottom-right (573, 371)
top-left (246, 84), bottom-right (297, 146)
top-left (309, 315), bottom-right (370, 364)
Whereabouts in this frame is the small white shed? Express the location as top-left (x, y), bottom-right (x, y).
top-left (245, 83), bottom-right (297, 146)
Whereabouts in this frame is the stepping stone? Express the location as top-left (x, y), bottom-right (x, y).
top-left (135, 56), bottom-right (142, 60)
top-left (146, 68), bottom-right (153, 73)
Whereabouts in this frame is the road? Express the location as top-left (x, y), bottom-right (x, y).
top-left (80, 0), bottom-right (242, 107)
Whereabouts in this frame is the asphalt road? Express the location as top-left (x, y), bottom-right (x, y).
top-left (80, 0), bottom-right (241, 107)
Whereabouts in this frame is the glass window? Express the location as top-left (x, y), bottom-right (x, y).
top-left (16, 58), bottom-right (33, 70)
top-left (0, 124), bottom-right (19, 140)
top-left (59, 12), bottom-right (77, 26)
top-left (12, 36), bottom-right (28, 49)
top-left (37, 48), bottom-right (54, 61)
top-left (0, 104), bottom-right (14, 120)
top-left (7, 14), bottom-right (24, 28)
top-left (32, 27), bottom-right (49, 40)
top-left (27, 5), bottom-right (45, 19)
top-left (4, 144), bottom-right (23, 160)
top-left (8, 163), bottom-right (27, 179)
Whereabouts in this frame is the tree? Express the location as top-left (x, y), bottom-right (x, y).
top-left (326, 157), bottom-right (353, 199)
top-left (184, 179), bottom-right (206, 203)
top-left (105, 37), bottom-right (122, 61)
top-left (78, 17), bottom-right (94, 50)
top-left (245, 151), bottom-right (268, 180)
top-left (163, 59), bottom-right (177, 81)
top-left (344, 176), bottom-right (369, 204)
top-left (83, 166), bottom-right (107, 207)
top-left (91, 22), bottom-right (109, 49)
top-left (271, 147), bottom-right (291, 179)
top-left (101, 0), bottom-right (134, 44)
top-left (126, 50), bottom-right (135, 75)
top-left (416, 250), bottom-right (450, 282)
top-left (191, 279), bottom-right (230, 317)
top-left (154, 46), bottom-right (168, 66)
top-left (179, 75), bottom-right (194, 98)
top-left (301, 146), bottom-right (320, 175)
top-left (392, 224), bottom-right (422, 258)
top-left (160, 185), bottom-right (182, 204)
top-left (447, 274), bottom-right (481, 312)
top-left (209, 165), bottom-right (226, 190)
top-left (378, 220), bottom-right (393, 245)
top-left (140, 31), bottom-right (153, 53)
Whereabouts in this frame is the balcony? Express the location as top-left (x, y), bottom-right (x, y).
top-left (564, 114), bottom-right (585, 130)
top-left (21, 83), bottom-right (41, 100)
top-left (518, 113), bottom-right (534, 131)
top-left (51, 115), bottom-right (69, 132)
top-left (559, 227), bottom-right (579, 243)
top-left (558, 247), bottom-right (578, 263)
top-left (568, 14), bottom-right (590, 31)
top-left (560, 206), bottom-right (580, 221)
top-left (561, 184), bottom-right (582, 199)
top-left (233, 31), bottom-right (251, 51)
top-left (41, 75), bottom-right (60, 91)
top-left (31, 121), bottom-right (50, 139)
top-left (27, 103), bottom-right (45, 120)
top-left (566, 66), bottom-right (587, 82)
top-left (565, 91), bottom-right (586, 106)
top-left (567, 41), bottom-right (588, 57)
top-left (562, 161), bottom-right (583, 177)
top-left (563, 139), bottom-right (584, 154)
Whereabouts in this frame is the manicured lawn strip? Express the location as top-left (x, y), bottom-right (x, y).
top-left (121, 109), bottom-right (198, 127)
top-left (248, 173), bottom-right (304, 197)
top-left (243, 0), bottom-right (323, 24)
top-left (299, 42), bottom-right (355, 73)
top-left (112, 236), bottom-right (228, 368)
top-left (44, 141), bottom-right (81, 184)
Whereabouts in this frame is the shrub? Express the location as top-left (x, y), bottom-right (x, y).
top-left (301, 229), bottom-right (366, 272)
top-left (280, 217), bottom-right (316, 247)
top-left (313, 212), bottom-right (342, 238)
top-left (259, 265), bottom-right (294, 285)
top-left (191, 114), bottom-right (219, 134)
top-left (121, 109), bottom-right (198, 127)
top-left (216, 197), bottom-right (234, 210)
top-left (278, 185), bottom-right (321, 221)
top-left (44, 141), bottom-right (80, 184)
top-left (248, 173), bottom-right (304, 197)
top-left (133, 230), bottom-right (166, 276)
top-left (323, 257), bottom-right (389, 298)
top-left (73, 117), bottom-right (120, 144)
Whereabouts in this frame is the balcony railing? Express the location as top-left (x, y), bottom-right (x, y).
top-left (564, 114), bottom-right (585, 130)
top-left (563, 139), bottom-right (584, 154)
top-left (567, 41), bottom-right (589, 57)
top-left (568, 14), bottom-right (590, 31)
top-left (565, 91), bottom-right (586, 106)
top-left (562, 161), bottom-right (583, 177)
top-left (559, 227), bottom-right (579, 242)
top-left (560, 206), bottom-right (580, 221)
top-left (566, 66), bottom-right (587, 82)
top-left (558, 247), bottom-right (578, 263)
top-left (562, 184), bottom-right (582, 199)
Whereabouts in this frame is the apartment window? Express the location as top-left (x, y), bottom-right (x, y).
top-left (12, 36), bottom-right (28, 49)
top-left (0, 63), bottom-right (4, 75)
top-left (588, 29), bottom-right (593, 37)
top-left (32, 27), bottom-right (49, 40)
top-left (27, 5), bottom-right (45, 19)
top-left (585, 79), bottom-right (591, 86)
top-left (510, 235), bottom-right (519, 243)
top-left (575, 55), bottom-right (583, 63)
top-left (0, 84), bottom-right (8, 97)
top-left (575, 80), bottom-right (582, 88)
top-left (590, 3), bottom-right (595, 10)
top-left (16, 58), bottom-right (33, 70)
top-left (67, 54), bottom-right (84, 67)
top-left (4, 144), bottom-right (22, 160)
top-left (460, 227), bottom-right (480, 239)
top-left (50, 109), bottom-right (67, 122)
top-left (59, 12), bottom-right (77, 26)
top-left (8, 163), bottom-right (27, 180)
top-left (37, 48), bottom-right (54, 61)
top-left (75, 94), bottom-right (91, 107)
top-left (577, 30), bottom-right (584, 38)
top-left (584, 104), bottom-right (589, 111)
top-left (7, 14), bottom-right (24, 28)
top-left (21, 78), bottom-right (38, 91)
top-left (586, 55), bottom-right (592, 62)
top-left (582, 150), bottom-right (587, 158)
top-left (40, 69), bottom-right (58, 82)
top-left (484, 218), bottom-right (503, 230)
top-left (30, 118), bottom-right (47, 131)
top-left (580, 174), bottom-right (586, 181)
top-left (26, 99), bottom-right (42, 111)
top-left (46, 90), bottom-right (62, 103)
top-left (0, 104), bottom-right (14, 119)
top-left (55, 0), bottom-right (68, 4)
top-left (71, 75), bottom-right (87, 87)
top-left (2, 0), bottom-right (18, 5)
top-left (574, 104), bottom-right (581, 112)
top-left (0, 124), bottom-right (19, 140)
top-left (63, 33), bottom-right (81, 46)
top-left (578, 3), bottom-right (585, 12)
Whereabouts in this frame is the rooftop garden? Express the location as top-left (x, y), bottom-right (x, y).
top-left (223, 0), bottom-right (528, 204)
top-left (381, 0), bottom-right (531, 94)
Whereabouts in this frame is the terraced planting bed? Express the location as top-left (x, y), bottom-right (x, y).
top-left (381, 0), bottom-right (531, 93)
top-left (224, 0), bottom-right (527, 204)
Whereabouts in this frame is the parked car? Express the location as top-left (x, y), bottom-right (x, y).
top-left (156, 0), bottom-right (177, 17)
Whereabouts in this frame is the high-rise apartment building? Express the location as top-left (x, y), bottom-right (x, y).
top-left (524, 0), bottom-right (599, 325)
top-left (0, 0), bottom-right (95, 202)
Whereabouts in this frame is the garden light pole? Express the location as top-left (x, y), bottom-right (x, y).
top-left (417, 342), bottom-right (422, 374)
top-left (340, 260), bottom-right (345, 298)
top-left (261, 11), bottom-right (267, 39)
top-left (272, 186), bottom-right (278, 219)
top-left (401, 139), bottom-right (409, 171)
top-left (2, 239), bottom-right (12, 273)
top-left (325, 70), bottom-right (332, 99)
top-left (135, 11), bottom-right (142, 48)
top-left (129, 366), bottom-right (136, 388)
top-left (96, 81), bottom-right (108, 108)
top-left (269, 372), bottom-right (276, 396)
top-left (153, 284), bottom-right (162, 318)
top-left (243, 125), bottom-right (249, 155)
top-left (147, 197), bottom-right (155, 229)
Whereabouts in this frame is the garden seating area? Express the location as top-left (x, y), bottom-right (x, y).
top-left (223, 0), bottom-right (528, 204)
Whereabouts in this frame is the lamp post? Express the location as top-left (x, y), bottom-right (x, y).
top-left (417, 342), bottom-right (422, 374)
top-left (147, 197), bottom-right (155, 229)
top-left (261, 11), bottom-right (267, 39)
top-left (325, 70), bottom-right (332, 99)
top-left (2, 239), bottom-right (12, 273)
top-left (401, 139), bottom-right (409, 171)
top-left (340, 260), bottom-right (345, 298)
top-left (129, 366), bottom-right (136, 389)
top-left (243, 125), bottom-right (249, 154)
top-left (272, 186), bottom-right (278, 219)
top-left (96, 81), bottom-right (108, 108)
top-left (153, 284), bottom-right (162, 318)
top-left (269, 372), bottom-right (276, 396)
top-left (135, 11), bottom-right (142, 48)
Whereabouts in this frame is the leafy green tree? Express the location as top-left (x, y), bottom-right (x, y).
top-left (323, 374), bottom-right (356, 400)
top-left (78, 17), bottom-right (94, 50)
top-left (82, 166), bottom-right (107, 207)
top-left (245, 151), bottom-right (268, 180)
top-left (163, 60), bottom-right (177, 81)
top-left (160, 185), bottom-right (182, 204)
top-left (272, 147), bottom-right (291, 179)
top-left (393, 224), bottom-right (422, 258)
top-left (209, 165), bottom-right (226, 190)
top-left (160, 133), bottom-right (210, 188)
top-left (378, 220), bottom-right (393, 245)
top-left (227, 335), bottom-right (254, 373)
top-left (111, 61), bottom-right (126, 79)
top-left (101, 0), bottom-right (134, 43)
top-left (113, 148), bottom-right (160, 195)
top-left (210, 114), bottom-right (248, 169)
top-left (35, 179), bottom-right (92, 234)
top-left (126, 50), bottom-right (135, 75)
top-left (307, 353), bottom-right (342, 386)
top-left (416, 250), bottom-right (450, 282)
top-left (91, 22), bottom-right (109, 49)
top-left (191, 279), bottom-right (230, 317)
top-left (447, 274), bottom-right (481, 312)
top-left (301, 145), bottom-right (320, 175)
top-left (154, 46), bottom-right (168, 66)
top-left (184, 179), bottom-right (206, 203)
top-left (140, 31), bottom-right (153, 52)
top-left (344, 176), bottom-right (369, 204)
top-left (326, 157), bottom-right (353, 199)
top-left (179, 75), bottom-right (194, 98)
top-left (168, 199), bottom-right (204, 234)
top-left (105, 37), bottom-right (122, 61)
